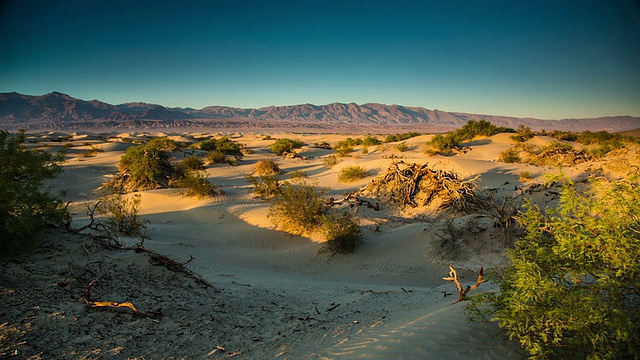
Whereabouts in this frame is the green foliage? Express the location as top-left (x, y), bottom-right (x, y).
top-left (362, 136), bottom-right (382, 146)
top-left (499, 148), bottom-right (522, 163)
top-left (267, 180), bottom-right (328, 235)
top-left (384, 132), bottom-right (421, 143)
top-left (394, 143), bottom-right (409, 152)
top-left (338, 166), bottom-right (370, 182)
top-left (180, 156), bottom-right (205, 171)
top-left (323, 155), bottom-right (340, 167)
top-left (455, 119), bottom-right (498, 140)
top-left (290, 170), bottom-right (307, 179)
top-left (253, 159), bottom-right (282, 176)
top-left (117, 144), bottom-right (173, 190)
top-left (248, 175), bottom-right (282, 198)
top-left (172, 170), bottom-right (221, 198)
top-left (519, 171), bottom-right (532, 182)
top-left (0, 130), bottom-right (69, 252)
top-left (193, 137), bottom-right (243, 156)
top-left (269, 138), bottom-right (304, 156)
top-left (98, 193), bottom-right (147, 236)
top-left (148, 137), bottom-right (180, 151)
top-left (426, 133), bottom-right (462, 154)
top-left (467, 178), bottom-right (640, 359)
top-left (206, 150), bottom-right (227, 164)
top-left (319, 211), bottom-right (362, 254)
top-left (547, 130), bottom-right (578, 142)
top-left (510, 125), bottom-right (534, 142)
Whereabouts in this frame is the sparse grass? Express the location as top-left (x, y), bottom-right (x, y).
top-left (253, 159), bottom-right (282, 176)
top-left (395, 143), bottom-right (409, 152)
top-left (519, 171), bottom-right (532, 182)
top-left (338, 166), bottom-right (370, 182)
top-left (81, 145), bottom-right (104, 158)
top-left (98, 193), bottom-right (147, 236)
top-left (290, 170), bottom-right (307, 179)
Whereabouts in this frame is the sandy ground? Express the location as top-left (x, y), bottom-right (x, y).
top-left (2, 130), bottom-right (637, 359)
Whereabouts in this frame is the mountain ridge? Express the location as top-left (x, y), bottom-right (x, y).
top-left (1, 91), bottom-right (638, 132)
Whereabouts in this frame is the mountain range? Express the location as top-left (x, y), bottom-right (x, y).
top-left (1, 91), bottom-right (638, 132)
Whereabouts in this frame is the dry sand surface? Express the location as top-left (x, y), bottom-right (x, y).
top-left (2, 130), bottom-right (637, 359)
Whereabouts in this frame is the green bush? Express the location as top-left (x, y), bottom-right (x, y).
top-left (269, 138), bottom-right (304, 156)
top-left (499, 148), bottom-right (522, 163)
top-left (362, 136), bottom-right (382, 146)
top-left (338, 166), bottom-right (370, 182)
top-left (117, 143), bottom-right (173, 190)
top-left (180, 156), bottom-right (205, 171)
top-left (319, 211), bottom-right (362, 254)
top-left (384, 132), bottom-right (421, 143)
top-left (395, 143), bottom-right (409, 152)
top-left (0, 130), bottom-right (69, 252)
top-left (455, 119), bottom-right (497, 140)
top-left (466, 178), bottom-right (640, 359)
top-left (253, 159), bottom-right (282, 175)
top-left (148, 137), bottom-right (180, 151)
top-left (323, 155), bottom-right (340, 167)
top-left (98, 193), bottom-right (146, 236)
top-left (248, 175), bottom-right (282, 198)
top-left (510, 125), bottom-right (534, 142)
top-left (333, 139), bottom-right (355, 157)
top-left (267, 180), bottom-right (328, 235)
top-left (426, 133), bottom-right (462, 154)
top-left (206, 150), bottom-right (227, 164)
top-left (172, 171), bottom-right (221, 198)
top-left (193, 137), bottom-right (242, 156)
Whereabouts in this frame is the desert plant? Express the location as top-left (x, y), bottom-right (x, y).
top-left (323, 155), bottom-right (340, 167)
top-left (510, 125), bottom-right (534, 142)
top-left (385, 132), bottom-right (421, 143)
top-left (466, 177), bottom-right (640, 359)
top-left (206, 150), bottom-right (227, 164)
top-left (253, 159), bottom-right (282, 176)
top-left (248, 175), bottom-right (282, 198)
top-left (361, 146), bottom-right (369, 155)
top-left (269, 138), bottom-right (304, 156)
top-left (519, 171), bottom-right (531, 182)
top-left (81, 145), bottom-right (104, 158)
top-left (319, 211), bottom-right (362, 254)
top-left (338, 165), bottom-right (370, 182)
top-left (267, 180), bottom-right (328, 235)
top-left (193, 137), bottom-right (242, 156)
top-left (362, 136), bottom-right (382, 146)
top-left (426, 133), bottom-right (462, 155)
top-left (172, 171), bottom-right (221, 198)
top-left (148, 137), bottom-right (180, 151)
top-left (395, 143), bottom-right (409, 152)
top-left (117, 143), bottom-right (173, 190)
top-left (0, 130), bottom-right (69, 252)
top-left (333, 140), bottom-right (355, 157)
top-left (180, 156), bottom-right (205, 171)
top-left (499, 148), bottom-right (522, 163)
top-left (290, 170), bottom-right (307, 179)
top-left (98, 193), bottom-right (147, 236)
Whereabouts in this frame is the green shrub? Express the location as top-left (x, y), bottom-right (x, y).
top-left (269, 138), bottom-right (304, 156)
top-left (98, 193), bottom-right (147, 236)
top-left (395, 143), bottom-right (409, 152)
top-left (426, 133), bottom-right (462, 154)
top-left (148, 137), bottom-right (180, 151)
top-left (499, 148), bottom-right (522, 163)
top-left (333, 139), bottom-right (356, 157)
top-left (180, 156), bottom-right (205, 171)
top-left (0, 130), bottom-right (69, 252)
top-left (362, 136), bottom-right (382, 146)
top-left (384, 132), bottom-right (421, 143)
top-left (248, 175), bottom-right (282, 198)
top-left (519, 171), bottom-right (531, 182)
top-left (338, 166), bottom-right (370, 182)
top-left (466, 177), bottom-right (640, 359)
top-left (323, 155), bottom-right (340, 167)
top-left (267, 180), bottom-right (328, 235)
top-left (193, 137), bottom-right (243, 156)
top-left (290, 170), bottom-right (307, 179)
top-left (510, 125), bottom-right (534, 142)
top-left (361, 146), bottom-right (369, 155)
top-left (206, 150), bottom-right (227, 164)
top-left (117, 143), bottom-right (173, 190)
top-left (253, 159), bottom-right (282, 175)
top-left (319, 211), bottom-right (362, 254)
top-left (172, 171), bottom-right (221, 198)
top-left (455, 119), bottom-right (497, 140)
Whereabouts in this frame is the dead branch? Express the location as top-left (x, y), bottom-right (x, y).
top-left (327, 191), bottom-right (380, 211)
top-left (443, 265), bottom-right (488, 302)
top-left (134, 247), bottom-right (214, 288)
top-left (83, 280), bottom-right (162, 319)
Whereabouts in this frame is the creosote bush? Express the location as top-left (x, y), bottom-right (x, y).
top-left (499, 148), bottom-right (521, 163)
top-left (180, 156), bottom-right (205, 171)
top-left (1, 130), bottom-right (69, 252)
top-left (319, 211), bottom-right (362, 254)
top-left (248, 175), bottom-right (282, 198)
top-left (338, 165), bottom-right (370, 182)
top-left (267, 180), bottom-right (328, 235)
top-left (98, 193), bottom-right (147, 237)
top-left (466, 177), bottom-right (640, 359)
top-left (269, 138), bottom-right (304, 156)
top-left (172, 171), bottom-right (221, 198)
top-left (323, 155), bottom-right (340, 167)
top-left (253, 159), bottom-right (282, 175)
top-left (192, 137), bottom-right (242, 156)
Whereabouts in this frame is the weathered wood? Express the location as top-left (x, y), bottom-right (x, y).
top-left (443, 265), bottom-right (487, 302)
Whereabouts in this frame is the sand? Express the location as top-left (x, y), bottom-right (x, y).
top-left (2, 130), bottom-right (635, 358)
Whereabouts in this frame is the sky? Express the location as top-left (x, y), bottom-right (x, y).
top-left (1, 0), bottom-right (639, 120)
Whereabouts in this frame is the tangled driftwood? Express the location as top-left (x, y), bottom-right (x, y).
top-left (361, 161), bottom-right (486, 212)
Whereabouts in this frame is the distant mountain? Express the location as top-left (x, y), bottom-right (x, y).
top-left (1, 91), bottom-right (638, 132)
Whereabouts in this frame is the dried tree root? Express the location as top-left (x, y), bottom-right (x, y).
top-left (83, 280), bottom-right (163, 319)
top-left (443, 265), bottom-right (487, 302)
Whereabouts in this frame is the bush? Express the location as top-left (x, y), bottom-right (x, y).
top-left (319, 211), bottom-right (362, 254)
top-left (253, 159), bottom-right (282, 175)
top-left (362, 136), bottom-right (382, 146)
top-left (395, 143), bottom-right (409, 152)
top-left (323, 155), bottom-right (340, 167)
top-left (0, 130), bottom-right (69, 252)
top-left (193, 137), bottom-right (242, 156)
top-left (267, 180), bottom-right (328, 235)
top-left (206, 150), bottom-right (227, 164)
top-left (98, 193), bottom-right (146, 236)
top-left (248, 175), bottom-right (282, 198)
top-left (81, 145), bottom-right (104, 158)
top-left (269, 138), bottom-right (304, 156)
top-left (290, 170), bottom-right (307, 179)
top-left (455, 119), bottom-right (497, 140)
top-left (333, 139), bottom-right (355, 157)
top-left (519, 171), bottom-right (531, 182)
top-left (510, 125), bottom-right (534, 142)
top-left (172, 171), bottom-right (221, 198)
top-left (117, 143), bottom-right (173, 190)
top-left (338, 166), bottom-right (370, 182)
top-left (180, 156), bottom-right (205, 171)
top-left (499, 148), bottom-right (522, 163)
top-left (466, 178), bottom-right (640, 359)
top-left (385, 132), bottom-right (421, 143)
top-left (426, 133), bottom-right (462, 154)
top-left (148, 137), bottom-right (180, 151)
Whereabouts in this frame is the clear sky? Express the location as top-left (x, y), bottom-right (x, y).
top-left (1, 0), bottom-right (639, 119)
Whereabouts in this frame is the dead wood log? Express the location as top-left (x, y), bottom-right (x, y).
top-left (83, 280), bottom-right (162, 319)
top-left (443, 265), bottom-right (487, 302)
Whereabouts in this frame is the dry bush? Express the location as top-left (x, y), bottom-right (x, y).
top-left (171, 171), bottom-right (221, 198)
top-left (248, 175), bottom-right (282, 198)
top-left (319, 211), bottom-right (362, 255)
top-left (253, 159), bottom-right (282, 175)
top-left (267, 180), bottom-right (328, 235)
top-left (499, 148), bottom-right (522, 163)
top-left (338, 166), bottom-right (370, 183)
top-left (98, 193), bottom-right (147, 237)
top-left (529, 142), bottom-right (591, 166)
top-left (323, 155), bottom-right (340, 167)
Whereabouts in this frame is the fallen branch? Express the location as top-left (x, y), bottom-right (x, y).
top-left (83, 280), bottom-right (162, 319)
top-left (443, 265), bottom-right (488, 302)
top-left (134, 247), bottom-right (214, 288)
top-left (325, 303), bottom-right (341, 312)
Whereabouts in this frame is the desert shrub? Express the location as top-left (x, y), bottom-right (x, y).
top-left (333, 139), bottom-right (356, 157)
top-left (519, 171), bottom-right (531, 182)
top-left (548, 130), bottom-right (578, 142)
top-left (426, 133), bottom-right (462, 154)
top-left (395, 143), bottom-right (409, 152)
top-left (323, 155), bottom-right (340, 167)
top-left (0, 130), bottom-right (69, 252)
top-left (172, 171), bottom-right (220, 198)
top-left (180, 156), bottom-right (205, 171)
top-left (267, 180), bottom-right (328, 235)
top-left (499, 148), bottom-right (522, 163)
top-left (361, 146), bottom-right (369, 155)
top-left (385, 132), bottom-right (421, 143)
top-left (269, 138), bottom-right (304, 156)
top-left (81, 145), bottom-right (104, 158)
top-left (290, 170), bottom-right (307, 179)
top-left (319, 211), bottom-right (362, 254)
top-left (206, 150), bottom-right (227, 164)
top-left (193, 137), bottom-right (242, 156)
top-left (362, 136), bottom-right (382, 146)
top-left (98, 193), bottom-right (147, 236)
top-left (466, 177), bottom-right (640, 359)
top-left (510, 125), bottom-right (534, 142)
top-left (253, 159), bottom-right (282, 176)
top-left (531, 142), bottom-right (591, 166)
top-left (338, 166), bottom-right (370, 182)
top-left (455, 119), bottom-right (498, 140)
top-left (248, 175), bottom-right (282, 198)
top-left (314, 141), bottom-right (331, 149)
top-left (148, 137), bottom-right (180, 151)
top-left (117, 143), bottom-right (174, 190)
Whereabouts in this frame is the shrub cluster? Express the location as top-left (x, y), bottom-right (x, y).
top-left (269, 138), bottom-right (304, 156)
top-left (248, 175), bottom-right (282, 198)
top-left (98, 193), bottom-right (147, 236)
top-left (319, 211), bottom-right (362, 254)
top-left (510, 125), bottom-right (534, 143)
top-left (338, 166), bottom-right (370, 182)
top-left (384, 132), bottom-right (421, 143)
top-left (323, 155), bottom-right (340, 167)
top-left (253, 159), bottom-right (282, 176)
top-left (192, 137), bottom-right (243, 156)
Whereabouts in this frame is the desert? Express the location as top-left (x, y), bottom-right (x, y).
top-left (2, 125), bottom-right (638, 359)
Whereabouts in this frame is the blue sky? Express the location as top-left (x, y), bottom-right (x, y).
top-left (1, 0), bottom-right (639, 119)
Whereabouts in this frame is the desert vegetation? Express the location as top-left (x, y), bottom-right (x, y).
top-left (337, 165), bottom-right (370, 182)
top-left (252, 159), bottom-right (282, 176)
top-left (269, 138), bottom-right (304, 156)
